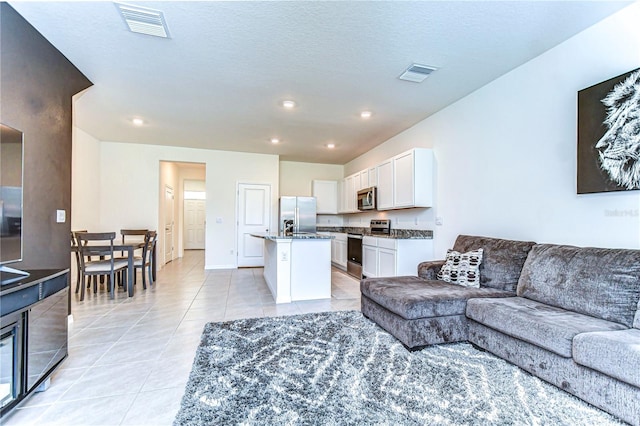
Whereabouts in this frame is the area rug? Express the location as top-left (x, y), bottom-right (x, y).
top-left (174, 310), bottom-right (624, 425)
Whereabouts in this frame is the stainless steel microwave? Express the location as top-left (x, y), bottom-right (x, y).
top-left (357, 187), bottom-right (377, 211)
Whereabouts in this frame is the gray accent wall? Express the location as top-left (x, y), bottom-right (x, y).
top-left (1, 3), bottom-right (92, 270)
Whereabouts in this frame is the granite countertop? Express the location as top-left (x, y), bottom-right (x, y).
top-left (251, 233), bottom-right (334, 241)
top-left (316, 226), bottom-right (433, 239)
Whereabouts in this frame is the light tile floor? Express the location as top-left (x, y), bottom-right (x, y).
top-left (4, 250), bottom-right (361, 425)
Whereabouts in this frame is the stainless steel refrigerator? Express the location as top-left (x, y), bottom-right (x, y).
top-left (279, 196), bottom-right (317, 235)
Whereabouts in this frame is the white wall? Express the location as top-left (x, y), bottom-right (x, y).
top-left (90, 141), bottom-right (279, 269)
top-left (71, 127), bottom-right (101, 232)
top-left (346, 2), bottom-right (640, 257)
top-left (279, 161), bottom-right (344, 196)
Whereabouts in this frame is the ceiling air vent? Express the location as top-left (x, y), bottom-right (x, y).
top-left (398, 64), bottom-right (437, 83)
top-left (116, 3), bottom-right (170, 38)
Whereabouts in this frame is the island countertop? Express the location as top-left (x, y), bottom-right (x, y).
top-left (251, 233), bottom-right (334, 240)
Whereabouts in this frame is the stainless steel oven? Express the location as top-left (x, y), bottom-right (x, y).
top-left (347, 233), bottom-right (363, 279)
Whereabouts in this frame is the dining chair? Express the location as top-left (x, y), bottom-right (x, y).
top-left (134, 230), bottom-right (157, 289)
top-left (75, 232), bottom-right (128, 301)
top-left (70, 230), bottom-right (87, 293)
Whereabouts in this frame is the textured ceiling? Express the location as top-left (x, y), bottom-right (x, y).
top-left (9, 1), bottom-right (632, 164)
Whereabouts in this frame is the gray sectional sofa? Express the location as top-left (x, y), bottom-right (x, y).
top-left (360, 235), bottom-right (640, 425)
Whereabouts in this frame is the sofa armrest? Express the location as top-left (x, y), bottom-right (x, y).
top-left (417, 260), bottom-right (445, 280)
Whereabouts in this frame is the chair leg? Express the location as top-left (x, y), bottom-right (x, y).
top-left (80, 275), bottom-right (86, 301)
top-left (93, 276), bottom-right (98, 293)
top-left (147, 263), bottom-right (153, 287)
top-left (75, 273), bottom-right (81, 294)
top-left (141, 266), bottom-right (147, 290)
top-left (109, 272), bottom-right (115, 299)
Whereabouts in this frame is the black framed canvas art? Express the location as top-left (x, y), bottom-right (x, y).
top-left (577, 68), bottom-right (640, 194)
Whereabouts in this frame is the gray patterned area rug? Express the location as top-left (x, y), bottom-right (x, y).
top-left (174, 310), bottom-right (623, 425)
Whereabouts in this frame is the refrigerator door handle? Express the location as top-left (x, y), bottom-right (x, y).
top-left (294, 207), bottom-right (299, 234)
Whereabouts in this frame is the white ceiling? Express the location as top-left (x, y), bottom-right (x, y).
top-left (10, 1), bottom-right (632, 164)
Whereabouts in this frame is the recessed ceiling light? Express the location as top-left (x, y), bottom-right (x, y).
top-left (270, 138), bottom-right (280, 144)
top-left (360, 111), bottom-right (372, 119)
top-left (282, 100), bottom-right (296, 109)
top-left (327, 143), bottom-right (335, 149)
top-left (132, 118), bottom-right (144, 126)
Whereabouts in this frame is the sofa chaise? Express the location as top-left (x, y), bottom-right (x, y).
top-left (361, 235), bottom-right (640, 425)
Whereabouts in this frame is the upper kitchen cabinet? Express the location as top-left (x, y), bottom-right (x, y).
top-left (376, 148), bottom-right (434, 210)
top-left (312, 180), bottom-right (338, 214)
top-left (376, 159), bottom-right (394, 210)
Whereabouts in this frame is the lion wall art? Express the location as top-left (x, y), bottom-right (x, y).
top-left (577, 68), bottom-right (640, 194)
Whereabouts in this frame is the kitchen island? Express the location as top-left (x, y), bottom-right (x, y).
top-left (251, 233), bottom-right (333, 304)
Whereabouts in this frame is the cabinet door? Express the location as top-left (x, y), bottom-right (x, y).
top-left (362, 244), bottom-right (378, 278)
top-left (338, 178), bottom-right (347, 213)
top-left (376, 159), bottom-right (393, 210)
top-left (378, 248), bottom-right (397, 277)
top-left (312, 180), bottom-right (338, 214)
top-left (359, 169), bottom-right (369, 190)
top-left (393, 150), bottom-right (415, 208)
top-left (337, 240), bottom-right (348, 267)
top-left (368, 167), bottom-right (377, 187)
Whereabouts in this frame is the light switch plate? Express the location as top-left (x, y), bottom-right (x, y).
top-left (56, 209), bottom-right (66, 223)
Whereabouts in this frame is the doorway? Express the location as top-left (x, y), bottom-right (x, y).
top-left (184, 180), bottom-right (206, 250)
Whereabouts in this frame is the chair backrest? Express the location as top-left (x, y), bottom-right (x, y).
top-left (143, 230), bottom-right (157, 261)
top-left (75, 232), bottom-right (116, 270)
top-left (121, 229), bottom-right (148, 244)
top-left (71, 230), bottom-right (88, 261)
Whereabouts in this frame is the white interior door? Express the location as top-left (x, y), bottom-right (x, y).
top-left (237, 183), bottom-right (271, 267)
top-left (184, 199), bottom-right (206, 249)
top-left (164, 185), bottom-right (174, 264)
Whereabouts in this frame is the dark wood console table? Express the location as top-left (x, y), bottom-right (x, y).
top-left (0, 269), bottom-right (69, 418)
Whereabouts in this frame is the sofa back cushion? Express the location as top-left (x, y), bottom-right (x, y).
top-left (517, 244), bottom-right (640, 327)
top-left (452, 235), bottom-right (536, 292)
top-left (635, 301), bottom-right (640, 329)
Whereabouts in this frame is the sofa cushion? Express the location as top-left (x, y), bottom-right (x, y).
top-left (452, 235), bottom-right (536, 292)
top-left (360, 276), bottom-right (513, 320)
top-left (516, 244), bottom-right (640, 327)
top-left (437, 248), bottom-right (483, 288)
top-left (573, 329), bottom-right (640, 388)
top-left (466, 297), bottom-right (627, 357)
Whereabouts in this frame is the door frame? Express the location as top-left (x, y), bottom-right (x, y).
top-left (164, 184), bottom-right (174, 265)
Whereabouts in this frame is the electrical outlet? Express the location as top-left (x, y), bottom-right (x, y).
top-left (435, 216), bottom-right (443, 226)
top-left (229, 249), bottom-right (234, 255)
top-left (56, 210), bottom-right (66, 223)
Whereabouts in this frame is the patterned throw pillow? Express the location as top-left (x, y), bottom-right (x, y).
top-left (437, 248), bottom-right (484, 288)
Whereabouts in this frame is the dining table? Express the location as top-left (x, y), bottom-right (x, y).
top-left (71, 241), bottom-right (157, 298)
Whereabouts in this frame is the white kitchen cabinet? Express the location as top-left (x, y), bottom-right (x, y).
top-left (376, 148), bottom-right (433, 210)
top-left (376, 159), bottom-right (393, 210)
top-left (359, 169), bottom-right (370, 190)
top-left (361, 236), bottom-right (434, 278)
top-left (312, 180), bottom-right (338, 214)
top-left (368, 167), bottom-right (377, 187)
top-left (330, 232), bottom-right (348, 269)
top-left (393, 148), bottom-right (433, 208)
top-left (362, 236), bottom-right (378, 278)
top-left (378, 248), bottom-right (397, 277)
top-left (339, 173), bottom-right (359, 213)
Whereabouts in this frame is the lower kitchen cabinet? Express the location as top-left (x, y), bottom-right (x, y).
top-left (362, 237), bottom-right (433, 278)
top-left (330, 233), bottom-right (348, 270)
